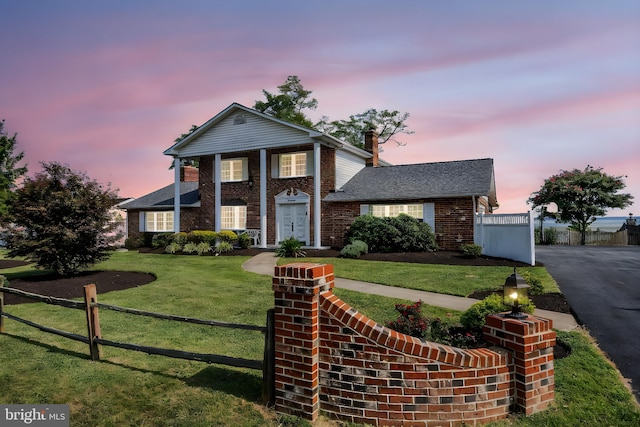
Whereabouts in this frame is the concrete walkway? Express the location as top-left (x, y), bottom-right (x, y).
top-left (242, 252), bottom-right (579, 331)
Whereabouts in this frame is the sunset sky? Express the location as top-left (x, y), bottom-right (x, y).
top-left (1, 0), bottom-right (639, 216)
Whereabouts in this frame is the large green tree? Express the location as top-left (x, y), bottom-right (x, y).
top-left (528, 166), bottom-right (633, 245)
top-left (254, 75), bottom-right (318, 128)
top-left (254, 76), bottom-right (412, 147)
top-left (6, 162), bottom-right (120, 276)
top-left (0, 120), bottom-right (28, 217)
top-left (316, 109), bottom-right (413, 148)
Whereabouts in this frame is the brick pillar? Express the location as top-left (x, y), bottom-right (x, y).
top-left (271, 263), bottom-right (334, 421)
top-left (483, 314), bottom-right (556, 415)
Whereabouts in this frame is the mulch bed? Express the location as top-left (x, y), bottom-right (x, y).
top-left (1, 250), bottom-right (569, 313)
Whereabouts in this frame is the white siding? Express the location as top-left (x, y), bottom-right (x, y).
top-left (175, 113), bottom-right (316, 157)
top-left (335, 149), bottom-right (366, 189)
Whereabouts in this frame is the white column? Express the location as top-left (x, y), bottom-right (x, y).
top-left (214, 154), bottom-right (222, 232)
top-left (260, 149), bottom-right (267, 248)
top-left (313, 142), bottom-right (322, 248)
top-left (173, 157), bottom-right (181, 233)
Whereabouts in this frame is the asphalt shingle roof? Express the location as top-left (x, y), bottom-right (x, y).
top-left (120, 182), bottom-right (200, 210)
top-left (324, 158), bottom-right (496, 204)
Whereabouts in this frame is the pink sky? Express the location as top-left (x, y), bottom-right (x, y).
top-left (1, 0), bottom-right (638, 217)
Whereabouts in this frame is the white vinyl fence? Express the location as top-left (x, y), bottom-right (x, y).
top-left (474, 212), bottom-right (535, 266)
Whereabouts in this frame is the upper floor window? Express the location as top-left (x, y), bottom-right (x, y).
top-left (215, 158), bottom-right (248, 182)
top-left (221, 159), bottom-right (244, 182)
top-left (279, 153), bottom-right (307, 178)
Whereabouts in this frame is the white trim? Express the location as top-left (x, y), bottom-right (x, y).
top-left (214, 154), bottom-right (222, 232)
top-left (173, 157), bottom-right (181, 233)
top-left (313, 142), bottom-right (321, 248)
top-left (260, 149), bottom-right (267, 248)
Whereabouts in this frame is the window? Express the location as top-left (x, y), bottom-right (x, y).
top-left (369, 204), bottom-right (424, 220)
top-left (145, 212), bottom-right (174, 232)
top-left (221, 206), bottom-right (247, 230)
top-left (221, 159), bottom-right (245, 182)
top-left (279, 153), bottom-right (307, 178)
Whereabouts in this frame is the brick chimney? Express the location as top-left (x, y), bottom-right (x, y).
top-left (364, 130), bottom-right (379, 167)
top-left (180, 165), bottom-right (199, 182)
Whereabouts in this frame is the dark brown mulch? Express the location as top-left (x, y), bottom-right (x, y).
top-left (3, 271), bottom-right (156, 305)
top-left (303, 249), bottom-right (536, 267)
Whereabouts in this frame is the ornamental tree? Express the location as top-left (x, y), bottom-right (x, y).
top-left (5, 162), bottom-right (120, 276)
top-left (528, 166), bottom-right (633, 245)
top-left (0, 120), bottom-right (28, 218)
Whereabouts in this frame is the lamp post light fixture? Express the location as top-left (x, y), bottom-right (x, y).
top-left (503, 267), bottom-right (530, 319)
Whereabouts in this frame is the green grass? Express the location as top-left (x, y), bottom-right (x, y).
top-left (1, 251), bottom-right (638, 426)
top-left (280, 256), bottom-right (560, 296)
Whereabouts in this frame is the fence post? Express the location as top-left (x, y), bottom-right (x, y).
top-left (83, 284), bottom-right (102, 361)
top-left (262, 308), bottom-right (275, 406)
top-left (0, 291), bottom-right (4, 334)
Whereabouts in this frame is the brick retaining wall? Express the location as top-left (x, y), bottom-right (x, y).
top-left (272, 263), bottom-right (555, 426)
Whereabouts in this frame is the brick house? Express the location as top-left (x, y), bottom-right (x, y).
top-left (122, 103), bottom-right (497, 250)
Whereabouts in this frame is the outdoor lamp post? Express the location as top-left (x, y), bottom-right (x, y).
top-left (503, 267), bottom-right (530, 319)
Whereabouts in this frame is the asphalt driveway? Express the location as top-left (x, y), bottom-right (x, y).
top-left (536, 245), bottom-right (640, 403)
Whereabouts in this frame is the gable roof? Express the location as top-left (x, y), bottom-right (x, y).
top-left (120, 182), bottom-right (200, 210)
top-left (163, 103), bottom-right (391, 165)
top-left (324, 158), bottom-right (497, 206)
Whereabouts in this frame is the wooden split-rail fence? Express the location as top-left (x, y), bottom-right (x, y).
top-left (0, 284), bottom-right (276, 404)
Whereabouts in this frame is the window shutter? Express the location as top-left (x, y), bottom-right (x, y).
top-left (305, 150), bottom-right (314, 176)
top-left (211, 161), bottom-right (215, 183)
top-left (360, 204), bottom-right (370, 215)
top-left (271, 154), bottom-right (279, 178)
top-left (139, 212), bottom-right (146, 232)
top-left (242, 158), bottom-right (249, 181)
top-left (423, 203), bottom-right (435, 230)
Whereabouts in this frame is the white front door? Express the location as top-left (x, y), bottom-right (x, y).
top-left (280, 203), bottom-right (308, 243)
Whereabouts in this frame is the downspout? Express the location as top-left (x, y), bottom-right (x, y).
top-left (173, 157), bottom-right (181, 233)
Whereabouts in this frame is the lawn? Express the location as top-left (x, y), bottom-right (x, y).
top-left (0, 251), bottom-right (638, 426)
top-left (280, 256), bottom-right (560, 296)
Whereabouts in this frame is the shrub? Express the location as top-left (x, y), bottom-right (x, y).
top-left (124, 236), bottom-right (142, 250)
top-left (385, 300), bottom-right (429, 339)
top-left (165, 242), bottom-right (182, 254)
top-left (535, 227), bottom-right (559, 245)
top-left (340, 239), bottom-right (368, 259)
top-left (171, 232), bottom-right (189, 246)
top-left (196, 242), bottom-right (212, 255)
top-left (520, 271), bottom-right (544, 295)
top-left (142, 232), bottom-right (154, 248)
top-left (385, 300), bottom-right (480, 348)
top-left (460, 293), bottom-right (535, 331)
top-left (237, 232), bottom-right (251, 249)
top-left (182, 242), bottom-right (198, 254)
top-left (345, 214), bottom-right (437, 253)
top-left (275, 237), bottom-right (306, 258)
top-left (460, 243), bottom-right (482, 257)
top-left (215, 241), bottom-right (233, 254)
top-left (152, 233), bottom-right (174, 249)
top-left (188, 230), bottom-right (218, 245)
top-left (218, 230), bottom-right (238, 244)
